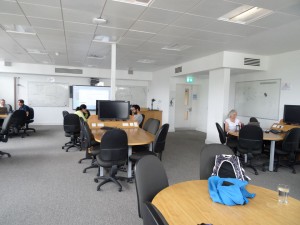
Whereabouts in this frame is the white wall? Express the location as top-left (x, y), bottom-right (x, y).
top-left (229, 50), bottom-right (300, 128)
top-left (0, 75), bottom-right (14, 109)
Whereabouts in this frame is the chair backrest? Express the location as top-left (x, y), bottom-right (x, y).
top-left (99, 129), bottom-right (128, 162)
top-left (143, 202), bottom-right (169, 225)
top-left (153, 124), bottom-right (169, 156)
top-left (0, 113), bottom-right (13, 136)
top-left (249, 117), bottom-right (258, 122)
top-left (216, 122), bottom-right (226, 144)
top-left (28, 107), bottom-right (34, 120)
top-left (140, 114), bottom-right (145, 128)
top-left (282, 128), bottom-right (300, 153)
top-left (146, 119), bottom-right (160, 135)
top-left (79, 117), bottom-right (86, 147)
top-left (81, 120), bottom-right (95, 149)
top-left (135, 155), bottom-right (169, 218)
top-left (62, 110), bottom-right (69, 117)
top-left (143, 118), bottom-right (154, 131)
top-left (63, 114), bottom-right (81, 133)
top-left (200, 144), bottom-right (234, 180)
top-left (10, 110), bottom-right (26, 127)
top-left (238, 125), bottom-right (263, 154)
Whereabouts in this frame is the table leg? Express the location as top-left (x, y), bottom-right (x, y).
top-left (127, 146), bottom-right (132, 178)
top-left (269, 140), bottom-right (275, 171)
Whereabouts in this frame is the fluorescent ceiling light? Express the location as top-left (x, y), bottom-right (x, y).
top-left (137, 59), bottom-right (155, 64)
top-left (93, 35), bottom-right (116, 44)
top-left (218, 5), bottom-right (273, 24)
top-left (162, 44), bottom-right (191, 51)
top-left (27, 49), bottom-right (48, 55)
top-left (93, 17), bottom-right (107, 24)
top-left (113, 0), bottom-right (154, 7)
top-left (2, 24), bottom-right (36, 35)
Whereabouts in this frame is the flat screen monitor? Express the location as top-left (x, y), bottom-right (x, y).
top-left (283, 105), bottom-right (300, 124)
top-left (98, 101), bottom-right (130, 121)
top-left (72, 86), bottom-right (110, 110)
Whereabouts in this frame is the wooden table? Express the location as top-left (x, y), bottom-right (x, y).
top-left (92, 127), bottom-right (155, 179)
top-left (152, 180), bottom-right (300, 225)
top-left (229, 131), bottom-right (284, 171)
top-left (0, 114), bottom-right (7, 119)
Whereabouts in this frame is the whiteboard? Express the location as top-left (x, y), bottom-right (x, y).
top-left (116, 86), bottom-right (147, 107)
top-left (28, 82), bottom-right (69, 107)
top-left (234, 79), bottom-right (281, 120)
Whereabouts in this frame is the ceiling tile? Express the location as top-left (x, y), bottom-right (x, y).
top-left (118, 37), bottom-right (145, 46)
top-left (95, 26), bottom-right (127, 42)
top-left (158, 25), bottom-right (195, 37)
top-left (17, 0), bottom-right (61, 7)
top-left (251, 12), bottom-right (300, 28)
top-left (11, 35), bottom-right (44, 50)
top-left (150, 0), bottom-right (202, 13)
top-left (149, 34), bottom-right (186, 44)
top-left (172, 14), bottom-right (215, 29)
top-left (188, 0), bottom-right (242, 18)
top-left (102, 0), bottom-right (145, 19)
top-left (123, 30), bottom-right (155, 40)
top-left (65, 31), bottom-right (94, 41)
top-left (100, 15), bottom-right (135, 30)
top-left (63, 8), bottom-right (98, 24)
top-left (34, 27), bottom-right (64, 37)
top-left (250, 0), bottom-right (300, 11)
top-left (278, 2), bottom-right (300, 17)
top-left (0, 13), bottom-right (30, 25)
top-left (29, 53), bottom-right (51, 63)
top-left (62, 0), bottom-right (104, 14)
top-left (64, 21), bottom-right (96, 34)
top-left (139, 7), bottom-right (182, 24)
top-left (19, 3), bottom-right (62, 20)
top-left (130, 20), bottom-right (166, 33)
top-left (0, 0), bottom-right (23, 15)
top-left (28, 17), bottom-right (63, 30)
top-left (190, 29), bottom-right (243, 43)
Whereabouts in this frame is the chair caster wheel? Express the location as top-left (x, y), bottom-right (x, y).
top-left (94, 178), bottom-right (98, 183)
top-left (82, 170), bottom-right (86, 173)
top-left (62, 147), bottom-right (64, 149)
top-left (97, 187), bottom-right (100, 191)
top-left (274, 169), bottom-right (278, 172)
top-left (118, 189), bottom-right (122, 192)
top-left (255, 171), bottom-right (258, 175)
top-left (127, 178), bottom-right (133, 183)
top-left (262, 168), bottom-right (266, 172)
top-left (292, 170), bottom-right (296, 174)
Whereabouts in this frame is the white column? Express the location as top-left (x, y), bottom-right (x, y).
top-left (205, 68), bottom-right (230, 144)
top-left (110, 43), bottom-right (116, 100)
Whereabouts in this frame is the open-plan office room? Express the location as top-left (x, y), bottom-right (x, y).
top-left (1, 0), bottom-right (300, 225)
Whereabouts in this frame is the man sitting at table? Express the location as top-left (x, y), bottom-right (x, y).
top-left (18, 99), bottom-right (30, 117)
top-left (0, 99), bottom-right (13, 113)
top-left (131, 105), bottom-right (143, 126)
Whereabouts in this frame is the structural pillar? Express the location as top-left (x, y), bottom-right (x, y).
top-left (205, 68), bottom-right (231, 144)
top-left (110, 43), bottom-right (116, 100)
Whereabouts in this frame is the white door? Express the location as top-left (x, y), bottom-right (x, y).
top-left (175, 84), bottom-right (198, 130)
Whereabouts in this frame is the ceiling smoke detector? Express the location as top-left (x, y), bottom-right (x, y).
top-left (93, 17), bottom-right (107, 24)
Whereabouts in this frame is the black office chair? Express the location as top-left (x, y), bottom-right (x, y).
top-left (146, 119), bottom-right (160, 135)
top-left (237, 125), bottom-right (263, 175)
top-left (79, 121), bottom-right (101, 175)
top-left (248, 117), bottom-right (260, 126)
top-left (200, 144), bottom-right (234, 180)
top-left (0, 113), bottom-right (13, 157)
top-left (216, 122), bottom-right (226, 144)
top-left (62, 114), bottom-right (81, 152)
top-left (94, 129), bottom-right (128, 192)
top-left (62, 110), bottom-right (69, 117)
top-left (140, 114), bottom-right (145, 128)
top-left (216, 122), bottom-right (237, 152)
top-left (9, 110), bottom-right (27, 138)
top-left (24, 107), bottom-right (36, 133)
top-left (130, 124), bottom-right (169, 163)
top-left (272, 128), bottom-right (300, 174)
top-left (135, 155), bottom-right (169, 218)
top-left (143, 202), bottom-right (169, 225)
top-left (143, 118), bottom-right (153, 131)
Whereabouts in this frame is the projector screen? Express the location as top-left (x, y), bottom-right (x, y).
top-left (72, 86), bottom-right (111, 110)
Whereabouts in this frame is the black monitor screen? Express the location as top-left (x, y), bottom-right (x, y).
top-left (283, 105), bottom-right (300, 124)
top-left (98, 101), bottom-right (130, 120)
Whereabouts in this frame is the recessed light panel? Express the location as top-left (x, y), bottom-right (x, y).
top-left (218, 5), bottom-right (273, 25)
top-left (113, 0), bottom-right (154, 7)
top-left (162, 44), bottom-right (191, 51)
top-left (137, 59), bottom-right (155, 64)
top-left (1, 24), bottom-right (36, 35)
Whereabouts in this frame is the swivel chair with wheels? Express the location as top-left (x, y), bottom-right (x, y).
top-left (0, 113), bottom-right (13, 157)
top-left (94, 129), bottom-right (128, 192)
top-left (143, 202), bottom-right (169, 225)
top-left (9, 110), bottom-right (27, 138)
top-left (62, 114), bottom-right (81, 152)
top-left (24, 107), bottom-right (36, 133)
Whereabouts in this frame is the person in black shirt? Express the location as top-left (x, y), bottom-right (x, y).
top-left (80, 104), bottom-right (90, 119)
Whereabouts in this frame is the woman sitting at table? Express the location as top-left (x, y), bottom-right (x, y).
top-left (75, 106), bottom-right (86, 122)
top-left (224, 109), bottom-right (241, 133)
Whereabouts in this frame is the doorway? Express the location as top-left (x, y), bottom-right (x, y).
top-left (175, 84), bottom-right (199, 130)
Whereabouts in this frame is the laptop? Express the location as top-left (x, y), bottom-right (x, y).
top-left (0, 107), bottom-right (8, 114)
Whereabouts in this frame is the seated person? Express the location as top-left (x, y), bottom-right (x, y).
top-left (75, 106), bottom-right (86, 122)
top-left (18, 99), bottom-right (30, 117)
top-left (0, 99), bottom-right (13, 113)
top-left (80, 104), bottom-right (90, 119)
top-left (224, 109), bottom-right (241, 133)
top-left (131, 104), bottom-right (143, 125)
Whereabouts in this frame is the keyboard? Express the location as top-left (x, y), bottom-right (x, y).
top-left (100, 126), bottom-right (114, 130)
top-left (270, 129), bottom-right (282, 134)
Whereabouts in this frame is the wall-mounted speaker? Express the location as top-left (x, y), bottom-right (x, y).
top-left (4, 61), bottom-right (12, 67)
top-left (69, 86), bottom-right (73, 98)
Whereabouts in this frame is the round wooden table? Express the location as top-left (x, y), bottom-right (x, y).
top-left (152, 180), bottom-right (300, 225)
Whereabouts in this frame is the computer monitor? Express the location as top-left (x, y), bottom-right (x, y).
top-left (97, 100), bottom-right (130, 120)
top-left (283, 105), bottom-right (300, 124)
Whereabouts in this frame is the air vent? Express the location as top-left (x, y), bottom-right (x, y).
top-left (244, 58), bottom-right (260, 66)
top-left (55, 68), bottom-right (83, 74)
top-left (128, 68), bottom-right (134, 75)
top-left (90, 78), bottom-right (100, 86)
top-left (175, 66), bottom-right (182, 74)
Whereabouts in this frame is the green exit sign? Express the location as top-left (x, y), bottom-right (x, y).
top-left (186, 76), bottom-right (193, 83)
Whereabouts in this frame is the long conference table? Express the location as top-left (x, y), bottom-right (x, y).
top-left (152, 180), bottom-right (300, 225)
top-left (88, 115), bottom-right (155, 179)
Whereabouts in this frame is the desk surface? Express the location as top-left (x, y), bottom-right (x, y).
top-left (152, 180), bottom-right (300, 225)
top-left (92, 128), bottom-right (155, 146)
top-left (229, 130), bottom-right (284, 141)
top-left (0, 114), bottom-right (7, 119)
